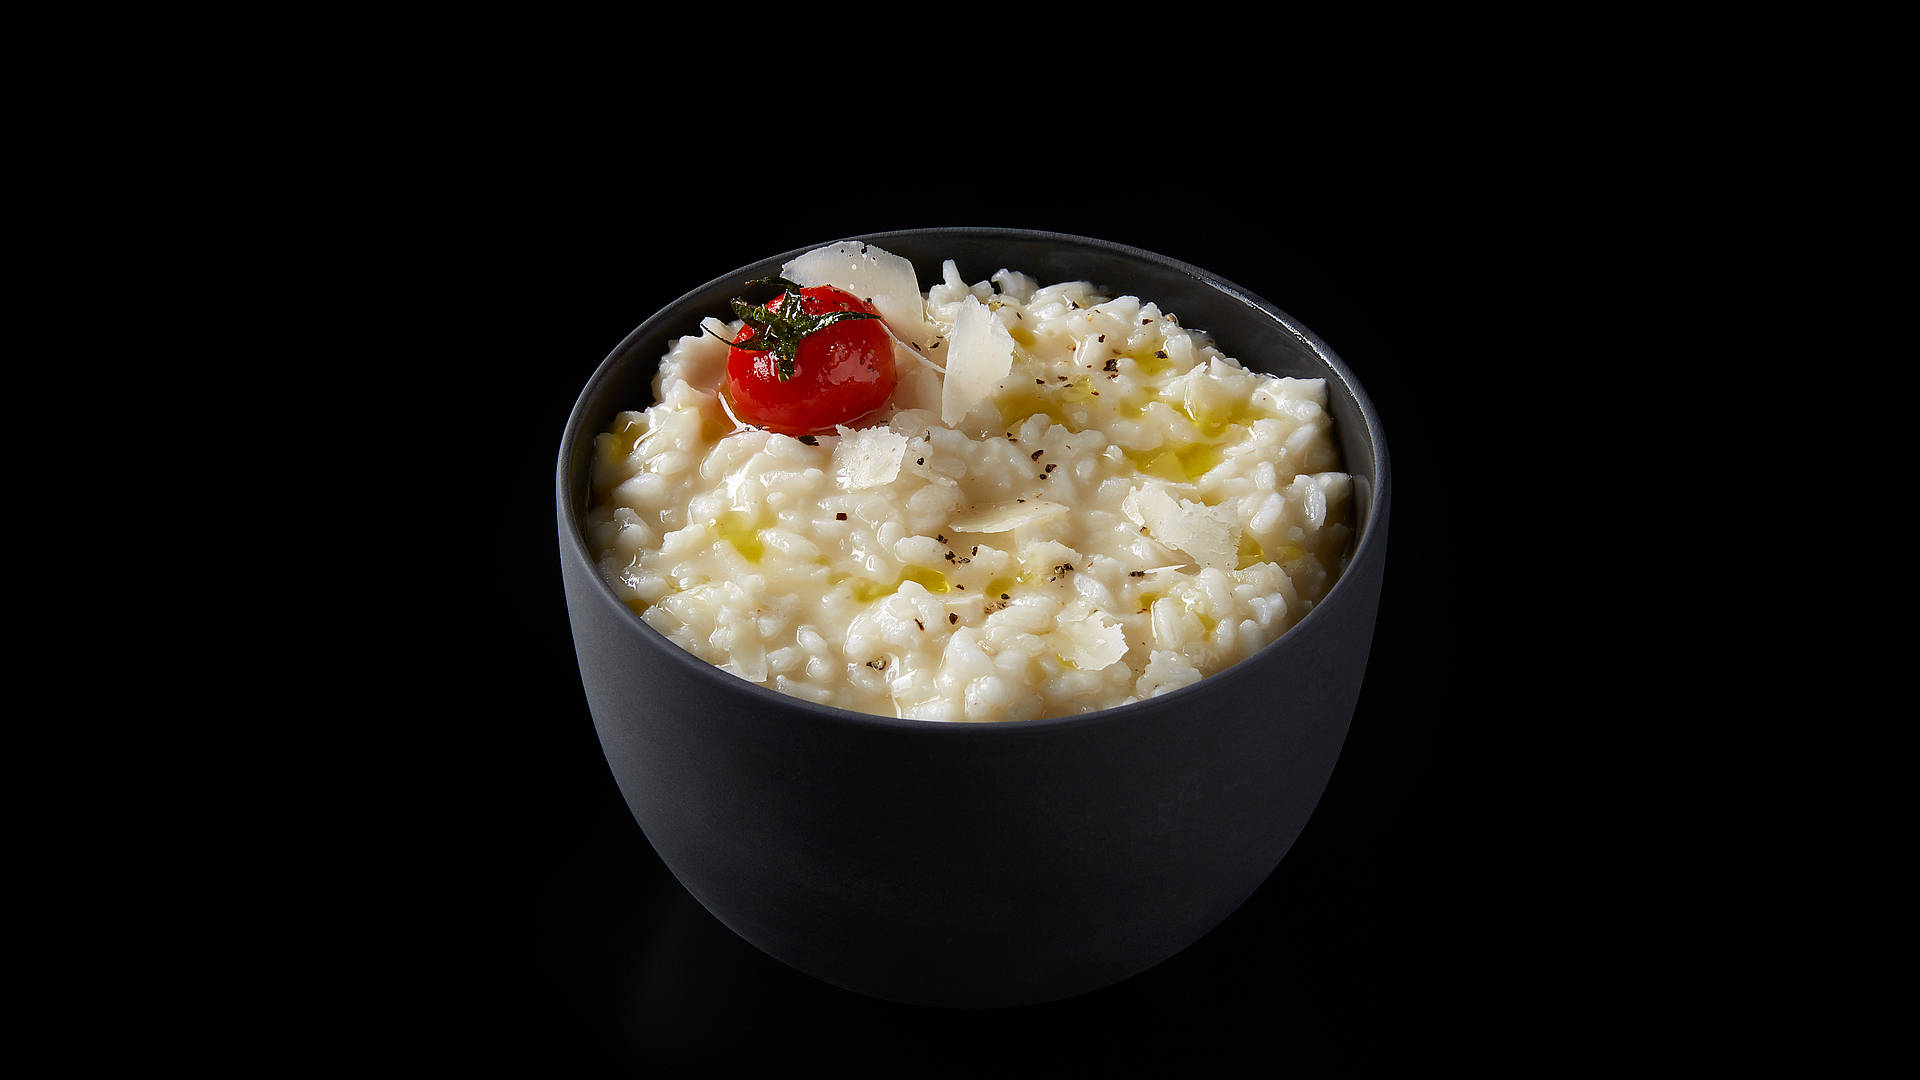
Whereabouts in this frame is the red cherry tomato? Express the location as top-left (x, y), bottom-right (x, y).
top-left (722, 286), bottom-right (897, 436)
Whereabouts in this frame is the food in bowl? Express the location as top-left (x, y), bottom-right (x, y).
top-left (583, 241), bottom-right (1352, 722)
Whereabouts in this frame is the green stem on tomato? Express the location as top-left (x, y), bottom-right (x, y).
top-left (704, 278), bottom-right (881, 381)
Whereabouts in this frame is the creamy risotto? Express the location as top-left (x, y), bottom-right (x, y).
top-left (585, 244), bottom-right (1351, 722)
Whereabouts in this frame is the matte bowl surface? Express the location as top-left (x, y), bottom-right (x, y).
top-left (557, 227), bottom-right (1390, 1007)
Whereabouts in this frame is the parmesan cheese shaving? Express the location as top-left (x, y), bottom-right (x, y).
top-left (1121, 486), bottom-right (1240, 570)
top-left (782, 241), bottom-right (934, 351)
top-left (1052, 604), bottom-right (1129, 672)
top-left (947, 499), bottom-right (1067, 533)
top-left (832, 426), bottom-right (908, 490)
top-left (941, 294), bottom-right (1014, 427)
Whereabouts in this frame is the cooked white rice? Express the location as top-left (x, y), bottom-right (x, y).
top-left (585, 256), bottom-right (1351, 722)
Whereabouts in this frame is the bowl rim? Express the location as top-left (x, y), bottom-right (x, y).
top-left (557, 226), bottom-right (1391, 735)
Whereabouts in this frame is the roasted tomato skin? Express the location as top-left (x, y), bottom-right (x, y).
top-left (723, 286), bottom-right (897, 436)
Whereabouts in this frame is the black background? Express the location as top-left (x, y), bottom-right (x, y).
top-left (386, 159), bottom-right (1579, 1070)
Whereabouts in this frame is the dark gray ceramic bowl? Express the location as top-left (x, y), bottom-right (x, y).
top-left (557, 227), bottom-right (1390, 1008)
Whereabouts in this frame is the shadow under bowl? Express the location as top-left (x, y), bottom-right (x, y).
top-left (557, 227), bottom-right (1391, 1008)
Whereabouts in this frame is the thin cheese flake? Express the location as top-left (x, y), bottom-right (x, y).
top-left (1121, 486), bottom-right (1240, 570)
top-left (1052, 603), bottom-right (1129, 672)
top-left (831, 425), bottom-right (908, 490)
top-left (947, 499), bottom-right (1067, 533)
top-left (782, 241), bottom-right (934, 351)
top-left (941, 294), bottom-right (1014, 426)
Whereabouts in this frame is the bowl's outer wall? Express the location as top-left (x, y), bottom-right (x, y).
top-left (557, 229), bottom-right (1390, 1007)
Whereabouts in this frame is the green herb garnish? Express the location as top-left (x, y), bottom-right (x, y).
top-left (706, 276), bottom-right (881, 381)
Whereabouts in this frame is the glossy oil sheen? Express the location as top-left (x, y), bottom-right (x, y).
top-left (557, 228), bottom-right (1391, 1008)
